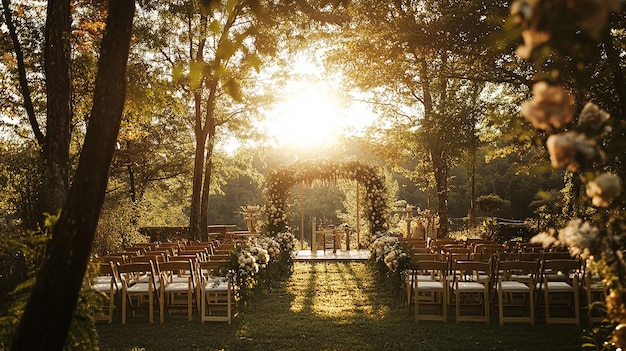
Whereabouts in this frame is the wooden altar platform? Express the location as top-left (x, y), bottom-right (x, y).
top-left (294, 250), bottom-right (370, 262)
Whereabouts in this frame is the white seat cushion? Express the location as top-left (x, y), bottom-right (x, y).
top-left (164, 282), bottom-right (190, 292)
top-left (416, 281), bottom-right (444, 290)
top-left (543, 281), bottom-right (574, 292)
top-left (499, 281), bottom-right (530, 292)
top-left (455, 282), bottom-right (486, 291)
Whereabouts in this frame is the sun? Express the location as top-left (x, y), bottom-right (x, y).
top-left (265, 80), bottom-right (347, 148)
top-left (259, 53), bottom-right (377, 150)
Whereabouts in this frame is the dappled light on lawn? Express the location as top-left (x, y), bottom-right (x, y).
top-left (288, 262), bottom-right (389, 319)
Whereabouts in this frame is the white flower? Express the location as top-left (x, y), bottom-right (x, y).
top-left (557, 219), bottom-right (599, 259)
top-left (586, 173), bottom-right (622, 207)
top-left (530, 230), bottom-right (558, 248)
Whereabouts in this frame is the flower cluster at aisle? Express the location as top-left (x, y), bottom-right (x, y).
top-left (227, 234), bottom-right (298, 304)
top-left (275, 231), bottom-right (299, 252)
top-left (370, 233), bottom-right (410, 271)
top-left (369, 232), bottom-right (411, 296)
top-left (264, 160), bottom-right (389, 240)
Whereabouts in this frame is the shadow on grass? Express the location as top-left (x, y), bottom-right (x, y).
top-left (98, 261), bottom-right (584, 351)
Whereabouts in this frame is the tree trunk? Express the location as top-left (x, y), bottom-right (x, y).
top-left (1, 0), bottom-right (45, 145)
top-left (189, 73), bottom-right (218, 241)
top-left (189, 124), bottom-right (207, 241)
top-left (42, 0), bottom-right (72, 219)
top-left (200, 134), bottom-right (216, 242)
top-left (467, 149), bottom-right (476, 230)
top-left (11, 1), bottom-right (135, 349)
top-left (432, 149), bottom-right (449, 237)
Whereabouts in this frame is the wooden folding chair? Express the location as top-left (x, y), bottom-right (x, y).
top-left (158, 260), bottom-right (197, 322)
top-left (117, 261), bottom-right (160, 324)
top-left (451, 260), bottom-right (492, 323)
top-left (197, 260), bottom-right (233, 323)
top-left (497, 260), bottom-right (539, 325)
top-left (90, 262), bottom-right (120, 324)
top-left (538, 259), bottom-right (582, 325)
top-left (583, 267), bottom-right (607, 324)
top-left (413, 260), bottom-right (448, 323)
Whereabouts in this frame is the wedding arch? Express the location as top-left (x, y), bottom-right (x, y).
top-left (264, 160), bottom-right (390, 241)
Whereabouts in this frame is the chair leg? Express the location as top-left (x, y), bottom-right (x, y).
top-left (529, 289), bottom-right (535, 326)
top-left (121, 290), bottom-right (127, 325)
top-left (414, 288), bottom-right (419, 322)
top-left (227, 285), bottom-right (232, 324)
top-left (498, 290), bottom-right (504, 326)
top-left (188, 290), bottom-right (193, 321)
top-left (443, 290), bottom-right (448, 323)
top-left (159, 290), bottom-right (165, 324)
top-left (201, 287), bottom-right (206, 323)
top-left (149, 292), bottom-right (154, 324)
top-left (484, 289), bottom-right (489, 324)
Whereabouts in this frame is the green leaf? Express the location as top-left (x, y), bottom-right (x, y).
top-left (225, 77), bottom-right (242, 102)
top-left (209, 19), bottom-right (222, 35)
top-left (247, 53), bottom-right (263, 73)
top-left (189, 61), bottom-right (205, 89)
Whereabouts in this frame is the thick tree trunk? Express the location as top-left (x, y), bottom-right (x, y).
top-left (189, 126), bottom-right (207, 241)
top-left (11, 1), bottom-right (135, 350)
top-left (189, 76), bottom-right (218, 241)
top-left (42, 0), bottom-right (72, 217)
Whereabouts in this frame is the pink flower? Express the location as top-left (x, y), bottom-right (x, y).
top-left (578, 102), bottom-right (610, 130)
top-left (521, 82), bottom-right (575, 131)
top-left (546, 132), bottom-right (597, 172)
top-left (586, 173), bottom-right (622, 207)
top-left (516, 29), bottom-right (550, 59)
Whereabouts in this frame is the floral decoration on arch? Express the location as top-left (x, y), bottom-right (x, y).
top-left (263, 160), bottom-right (390, 237)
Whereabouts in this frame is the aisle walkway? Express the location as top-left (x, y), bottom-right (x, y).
top-left (294, 249), bottom-right (370, 262)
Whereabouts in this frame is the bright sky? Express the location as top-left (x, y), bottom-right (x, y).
top-left (259, 54), bottom-right (377, 149)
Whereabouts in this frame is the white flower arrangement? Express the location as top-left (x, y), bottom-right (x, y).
top-left (248, 245), bottom-right (270, 269)
top-left (275, 232), bottom-right (299, 252)
top-left (370, 233), bottom-right (409, 273)
top-left (237, 250), bottom-right (259, 276)
top-left (253, 236), bottom-right (281, 262)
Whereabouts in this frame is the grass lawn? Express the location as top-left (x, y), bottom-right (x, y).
top-left (98, 261), bottom-right (586, 351)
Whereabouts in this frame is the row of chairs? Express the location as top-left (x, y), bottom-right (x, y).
top-left (404, 238), bottom-right (563, 256)
top-left (91, 240), bottom-right (237, 325)
top-left (406, 253), bottom-right (604, 325)
top-left (96, 240), bottom-right (236, 266)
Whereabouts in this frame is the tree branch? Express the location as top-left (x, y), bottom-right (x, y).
top-left (1, 0), bottom-right (45, 145)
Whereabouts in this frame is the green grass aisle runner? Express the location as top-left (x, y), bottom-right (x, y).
top-left (98, 262), bottom-right (583, 351)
